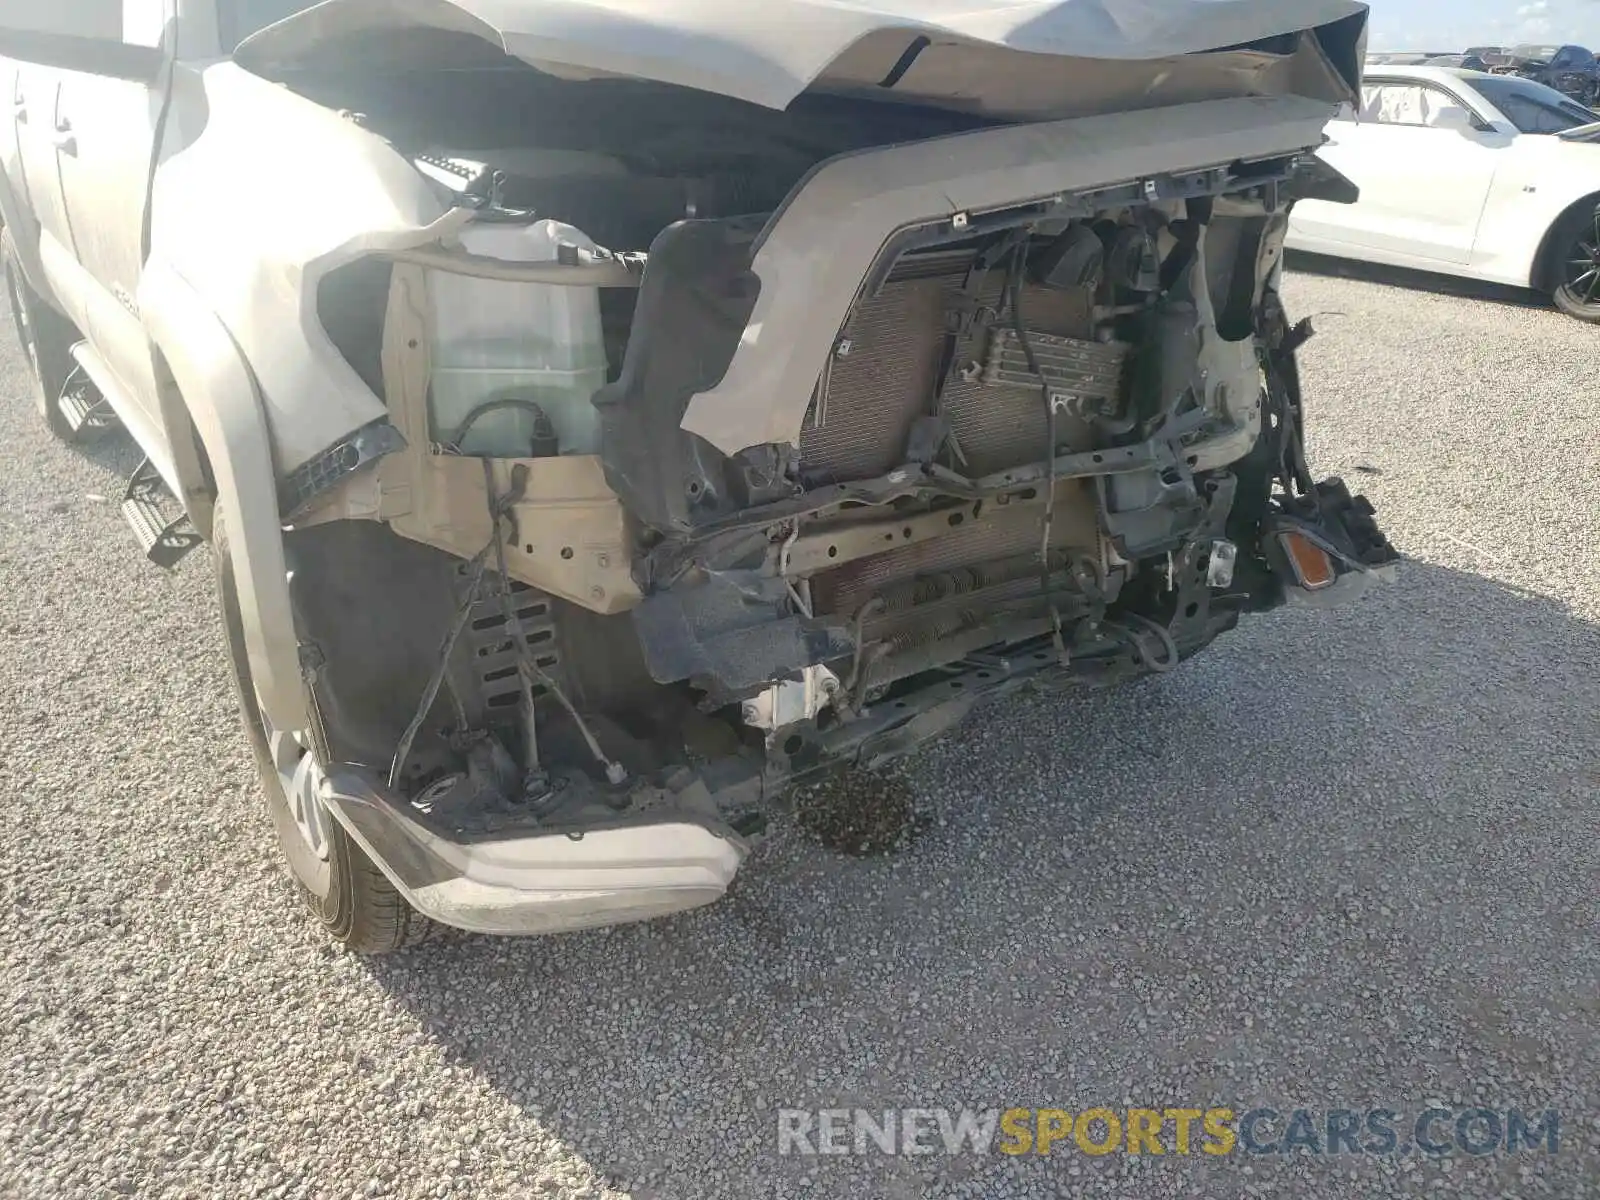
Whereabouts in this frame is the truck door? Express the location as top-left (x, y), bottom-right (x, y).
top-left (12, 64), bottom-right (93, 337)
top-left (5, 0), bottom-right (131, 362)
top-left (53, 0), bottom-right (170, 442)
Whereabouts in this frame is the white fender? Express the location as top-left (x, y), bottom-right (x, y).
top-left (139, 257), bottom-right (308, 733)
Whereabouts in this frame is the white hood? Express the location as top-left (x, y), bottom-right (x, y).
top-left (236, 0), bottom-right (1368, 113)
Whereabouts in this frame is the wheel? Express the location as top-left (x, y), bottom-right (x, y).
top-left (214, 512), bottom-right (437, 953)
top-left (3, 229), bottom-right (82, 441)
top-left (1550, 205), bottom-right (1600, 323)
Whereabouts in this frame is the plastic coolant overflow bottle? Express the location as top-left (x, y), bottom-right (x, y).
top-left (426, 219), bottom-right (609, 457)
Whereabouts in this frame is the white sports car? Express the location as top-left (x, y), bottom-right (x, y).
top-left (1287, 65), bottom-right (1600, 321)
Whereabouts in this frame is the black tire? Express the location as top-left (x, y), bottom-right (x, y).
top-left (214, 512), bottom-right (436, 953)
top-left (3, 229), bottom-right (82, 441)
top-left (1549, 204), bottom-right (1600, 323)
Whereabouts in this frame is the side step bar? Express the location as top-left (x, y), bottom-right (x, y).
top-left (63, 340), bottom-right (202, 569)
top-left (122, 457), bottom-right (202, 569)
top-left (56, 363), bottom-right (119, 439)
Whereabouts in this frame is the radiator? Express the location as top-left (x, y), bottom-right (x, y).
top-left (801, 251), bottom-right (1114, 645)
top-left (799, 251), bottom-right (1101, 481)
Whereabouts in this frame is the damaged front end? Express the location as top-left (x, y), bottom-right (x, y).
top-left (260, 1), bottom-right (1392, 935)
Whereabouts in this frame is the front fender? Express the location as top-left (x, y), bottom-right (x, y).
top-left (139, 257), bottom-right (308, 733)
top-left (1470, 146), bottom-right (1600, 287)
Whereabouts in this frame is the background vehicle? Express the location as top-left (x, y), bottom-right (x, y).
top-left (1490, 44), bottom-right (1600, 106)
top-left (1, 0), bottom-right (1391, 951)
top-left (1425, 53), bottom-right (1492, 71)
top-left (1288, 66), bottom-right (1600, 321)
top-left (1366, 51), bottom-right (1449, 66)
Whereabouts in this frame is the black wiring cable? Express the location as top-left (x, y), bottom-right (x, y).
top-left (388, 547), bottom-right (493, 789)
top-left (478, 460), bottom-right (624, 784)
top-left (1005, 243), bottom-right (1071, 660)
top-left (1105, 611), bottom-right (1180, 673)
top-left (450, 398), bottom-right (553, 454)
top-left (388, 465), bottom-right (531, 789)
top-left (482, 459), bottom-right (545, 776)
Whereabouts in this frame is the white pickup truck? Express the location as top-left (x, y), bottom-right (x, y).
top-left (0, 0), bottom-right (1394, 952)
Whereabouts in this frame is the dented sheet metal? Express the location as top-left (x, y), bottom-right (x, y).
top-left (238, 0), bottom-right (1367, 114)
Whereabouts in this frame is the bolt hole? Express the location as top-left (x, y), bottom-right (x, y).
top-left (1186, 455), bottom-right (1198, 466)
top-left (902, 527), bottom-right (913, 539)
top-left (782, 735), bottom-right (803, 755)
top-left (560, 547), bottom-right (574, 560)
top-left (686, 481), bottom-right (703, 497)
top-left (1184, 602), bottom-right (1199, 618)
top-left (947, 512), bottom-right (964, 527)
top-left (525, 543), bottom-right (534, 553)
top-left (1092, 454), bottom-right (1104, 463)
top-left (950, 681), bottom-right (963, 689)
top-left (827, 545), bottom-right (838, 559)
top-left (976, 671), bottom-right (991, 679)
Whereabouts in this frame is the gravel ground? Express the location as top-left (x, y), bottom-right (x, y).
top-left (1, 267), bottom-right (1597, 1200)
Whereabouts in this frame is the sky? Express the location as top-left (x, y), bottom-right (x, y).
top-left (1368, 0), bottom-right (1600, 51)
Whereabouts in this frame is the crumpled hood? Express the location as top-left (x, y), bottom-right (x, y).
top-left (236, 0), bottom-right (1368, 112)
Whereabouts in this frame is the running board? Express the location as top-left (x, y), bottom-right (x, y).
top-left (122, 457), bottom-right (202, 569)
top-left (58, 356), bottom-right (118, 439)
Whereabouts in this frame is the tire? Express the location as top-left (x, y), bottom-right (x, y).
top-left (3, 229), bottom-right (82, 441)
top-left (214, 512), bottom-right (437, 953)
top-left (1549, 204), bottom-right (1600, 323)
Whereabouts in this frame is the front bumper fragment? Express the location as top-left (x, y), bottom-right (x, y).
top-left (319, 770), bottom-right (746, 935)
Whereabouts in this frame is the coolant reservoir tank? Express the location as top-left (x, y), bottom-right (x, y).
top-left (427, 219), bottom-right (608, 457)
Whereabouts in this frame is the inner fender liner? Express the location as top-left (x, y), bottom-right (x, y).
top-left (593, 217), bottom-right (794, 534)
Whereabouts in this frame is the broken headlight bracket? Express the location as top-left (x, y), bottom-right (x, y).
top-left (279, 419), bottom-right (407, 521)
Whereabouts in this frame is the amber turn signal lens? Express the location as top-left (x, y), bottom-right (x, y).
top-left (1279, 530), bottom-right (1336, 590)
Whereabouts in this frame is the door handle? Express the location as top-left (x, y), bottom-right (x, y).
top-left (52, 117), bottom-right (75, 155)
top-left (11, 101), bottom-right (25, 124)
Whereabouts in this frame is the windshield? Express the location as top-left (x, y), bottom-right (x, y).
top-left (220, 0), bottom-right (317, 51)
top-left (1473, 75), bottom-right (1599, 132)
top-left (1512, 45), bottom-right (1562, 60)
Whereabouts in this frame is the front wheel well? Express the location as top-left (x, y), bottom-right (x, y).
top-left (1531, 192), bottom-right (1600, 293)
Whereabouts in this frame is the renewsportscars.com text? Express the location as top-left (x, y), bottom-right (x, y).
top-left (776, 1106), bottom-right (1561, 1158)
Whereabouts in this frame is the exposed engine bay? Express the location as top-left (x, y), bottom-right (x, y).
top-left (274, 30), bottom-right (1397, 859)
